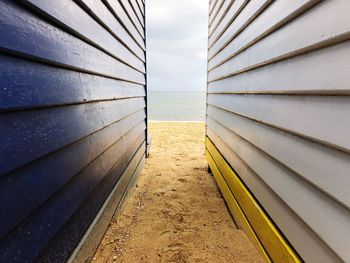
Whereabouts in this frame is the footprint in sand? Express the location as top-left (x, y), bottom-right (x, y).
top-left (151, 221), bottom-right (168, 231)
top-left (177, 178), bottom-right (187, 183)
top-left (193, 167), bottom-right (206, 172)
top-left (154, 191), bottom-right (165, 196)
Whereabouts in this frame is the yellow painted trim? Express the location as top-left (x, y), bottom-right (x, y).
top-left (206, 137), bottom-right (301, 263)
top-left (206, 150), bottom-right (272, 263)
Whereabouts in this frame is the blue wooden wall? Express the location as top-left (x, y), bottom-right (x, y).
top-left (0, 0), bottom-right (146, 262)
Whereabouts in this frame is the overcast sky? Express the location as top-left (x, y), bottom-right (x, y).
top-left (146, 0), bottom-right (208, 91)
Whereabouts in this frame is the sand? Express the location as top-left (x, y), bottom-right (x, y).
top-left (92, 122), bottom-right (263, 263)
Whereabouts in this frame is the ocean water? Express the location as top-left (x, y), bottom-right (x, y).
top-left (148, 91), bottom-right (206, 121)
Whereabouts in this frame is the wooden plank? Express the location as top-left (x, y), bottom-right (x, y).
top-left (209, 0), bottom-right (219, 16)
top-left (206, 119), bottom-right (350, 262)
top-left (0, 133), bottom-right (145, 263)
top-left (207, 93), bottom-right (350, 153)
top-left (0, 112), bottom-right (145, 238)
top-left (0, 1), bottom-right (145, 84)
top-left (206, 128), bottom-right (340, 262)
top-left (208, 40), bottom-right (350, 95)
top-left (136, 0), bottom-right (144, 15)
top-left (0, 98), bottom-right (145, 176)
top-left (208, 1), bottom-right (350, 80)
top-left (205, 149), bottom-right (272, 263)
top-left (79, 0), bottom-right (145, 52)
top-left (208, 0), bottom-right (234, 37)
top-left (0, 54), bottom-right (145, 112)
top-left (67, 148), bottom-right (145, 263)
top-left (129, 0), bottom-right (144, 28)
top-left (119, 0), bottom-right (144, 37)
top-left (104, 0), bottom-right (145, 47)
top-left (208, 0), bottom-right (319, 69)
top-left (208, 0), bottom-right (248, 48)
top-left (206, 137), bottom-right (301, 263)
top-left (208, 105), bottom-right (350, 209)
top-left (209, 0), bottom-right (271, 57)
top-left (209, 0), bottom-right (223, 26)
top-left (85, 0), bottom-right (143, 55)
top-left (22, 0), bottom-right (145, 72)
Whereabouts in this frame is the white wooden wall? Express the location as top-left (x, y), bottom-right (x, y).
top-left (206, 1), bottom-right (350, 262)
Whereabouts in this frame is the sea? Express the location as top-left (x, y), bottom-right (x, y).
top-left (148, 90), bottom-right (206, 121)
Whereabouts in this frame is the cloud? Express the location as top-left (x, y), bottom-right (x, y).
top-left (146, 0), bottom-right (208, 91)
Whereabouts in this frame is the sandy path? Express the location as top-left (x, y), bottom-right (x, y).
top-left (92, 122), bottom-right (262, 263)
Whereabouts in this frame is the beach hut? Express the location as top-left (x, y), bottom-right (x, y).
top-left (0, 0), bottom-right (146, 262)
top-left (206, 0), bottom-right (350, 262)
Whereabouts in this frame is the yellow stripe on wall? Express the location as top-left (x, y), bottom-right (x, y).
top-left (206, 137), bottom-right (301, 263)
top-left (206, 149), bottom-right (272, 262)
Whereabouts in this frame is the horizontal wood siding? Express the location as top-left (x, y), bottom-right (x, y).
top-left (0, 0), bottom-right (146, 262)
top-left (206, 1), bottom-right (350, 262)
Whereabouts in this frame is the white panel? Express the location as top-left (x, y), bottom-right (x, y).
top-left (207, 128), bottom-right (340, 263)
top-left (209, 0), bottom-right (270, 57)
top-left (208, 41), bottom-right (350, 94)
top-left (208, 94), bottom-right (350, 153)
top-left (207, 119), bottom-right (350, 262)
top-left (209, 0), bottom-right (219, 16)
top-left (208, 0), bottom-right (248, 48)
top-left (209, 0), bottom-right (223, 25)
top-left (208, 105), bottom-right (350, 209)
top-left (208, 0), bottom-right (319, 69)
top-left (207, 1), bottom-right (350, 261)
top-left (209, 0), bottom-right (234, 37)
top-left (209, 0), bottom-right (350, 80)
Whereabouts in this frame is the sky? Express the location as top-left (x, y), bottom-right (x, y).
top-left (146, 0), bottom-right (208, 91)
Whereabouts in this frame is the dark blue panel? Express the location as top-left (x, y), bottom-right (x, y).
top-left (37, 143), bottom-right (146, 263)
top-left (20, 0), bottom-right (145, 72)
top-left (104, 0), bottom-right (145, 48)
top-left (0, 98), bottom-right (145, 176)
top-left (0, 54), bottom-right (145, 111)
top-left (0, 112), bottom-right (145, 238)
top-left (0, 0), bottom-right (147, 261)
top-left (0, 132), bottom-right (145, 263)
top-left (0, 0), bottom-right (145, 84)
top-left (74, 0), bottom-right (145, 60)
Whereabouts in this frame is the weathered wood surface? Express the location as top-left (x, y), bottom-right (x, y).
top-left (0, 0), bottom-right (147, 262)
top-left (207, 0), bottom-right (350, 261)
